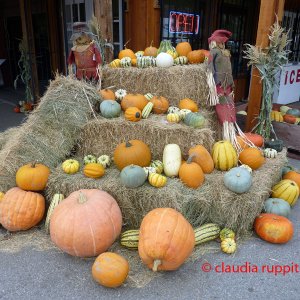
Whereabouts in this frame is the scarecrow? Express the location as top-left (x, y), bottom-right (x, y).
top-left (68, 22), bottom-right (102, 81)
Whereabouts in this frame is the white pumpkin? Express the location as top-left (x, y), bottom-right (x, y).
top-left (163, 144), bottom-right (182, 177)
top-left (264, 148), bottom-right (278, 158)
top-left (115, 89), bottom-right (127, 101)
top-left (156, 53), bottom-right (174, 68)
top-left (97, 155), bottom-right (111, 168)
top-left (168, 106), bottom-right (181, 114)
top-left (280, 105), bottom-right (291, 115)
top-left (179, 109), bottom-right (192, 120)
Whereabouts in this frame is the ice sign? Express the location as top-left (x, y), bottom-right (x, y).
top-left (169, 11), bottom-right (200, 35)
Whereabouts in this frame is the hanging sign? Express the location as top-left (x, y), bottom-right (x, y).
top-left (169, 11), bottom-right (200, 35)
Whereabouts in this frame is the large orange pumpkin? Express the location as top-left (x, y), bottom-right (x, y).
top-left (138, 208), bottom-right (195, 271)
top-left (50, 189), bottom-right (122, 257)
top-left (92, 252), bottom-right (129, 288)
top-left (118, 48), bottom-right (136, 60)
top-left (178, 98), bottom-right (198, 112)
top-left (99, 89), bottom-right (115, 100)
top-left (179, 157), bottom-right (204, 189)
top-left (187, 50), bottom-right (205, 64)
top-left (188, 145), bottom-right (214, 174)
top-left (254, 213), bottom-right (294, 244)
top-left (16, 162), bottom-right (50, 191)
top-left (0, 187), bottom-right (45, 231)
top-left (113, 140), bottom-right (152, 170)
top-left (283, 171), bottom-right (300, 189)
top-left (150, 96), bottom-right (169, 114)
top-left (239, 148), bottom-right (265, 170)
top-left (121, 94), bottom-right (148, 111)
top-left (175, 42), bottom-right (192, 57)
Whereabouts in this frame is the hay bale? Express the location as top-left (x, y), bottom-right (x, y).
top-left (102, 64), bottom-right (210, 108)
top-left (0, 127), bottom-right (19, 151)
top-left (0, 76), bottom-right (100, 192)
top-left (46, 150), bottom-right (287, 236)
top-left (78, 111), bottom-right (218, 159)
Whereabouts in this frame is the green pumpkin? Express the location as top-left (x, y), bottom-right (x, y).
top-left (184, 112), bottom-right (206, 128)
top-left (100, 100), bottom-right (121, 118)
top-left (120, 165), bottom-right (147, 188)
top-left (264, 139), bottom-right (284, 152)
top-left (263, 198), bottom-right (291, 218)
top-left (224, 167), bottom-right (252, 193)
top-left (286, 108), bottom-right (300, 117)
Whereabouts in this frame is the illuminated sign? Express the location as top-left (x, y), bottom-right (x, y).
top-left (169, 11), bottom-right (200, 35)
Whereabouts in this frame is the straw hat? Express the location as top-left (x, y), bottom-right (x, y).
top-left (70, 22), bottom-right (96, 41)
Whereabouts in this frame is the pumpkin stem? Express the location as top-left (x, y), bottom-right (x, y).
top-left (152, 259), bottom-right (162, 272)
top-left (78, 192), bottom-right (87, 204)
top-left (125, 141), bottom-right (132, 148)
top-left (150, 40), bottom-right (153, 47)
top-left (124, 39), bottom-right (131, 49)
top-left (186, 155), bottom-right (195, 164)
top-left (31, 161), bottom-right (37, 168)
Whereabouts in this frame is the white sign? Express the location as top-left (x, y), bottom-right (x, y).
top-left (273, 63), bottom-right (300, 104)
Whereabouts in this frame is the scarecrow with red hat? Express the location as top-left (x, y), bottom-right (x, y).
top-left (68, 22), bottom-right (102, 81)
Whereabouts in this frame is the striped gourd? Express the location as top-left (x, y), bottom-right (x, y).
top-left (174, 56), bottom-right (188, 65)
top-left (120, 229), bottom-right (139, 249)
top-left (143, 166), bottom-right (157, 178)
top-left (148, 173), bottom-right (167, 188)
top-left (120, 57), bottom-right (132, 67)
top-left (142, 102), bottom-right (154, 118)
top-left (167, 113), bottom-right (181, 123)
top-left (219, 228), bottom-right (235, 241)
top-left (135, 51), bottom-right (144, 58)
top-left (194, 223), bottom-right (221, 245)
top-left (109, 59), bottom-right (121, 68)
top-left (166, 49), bottom-right (178, 59)
top-left (144, 93), bottom-right (154, 100)
top-left (137, 56), bottom-right (150, 68)
top-left (45, 193), bottom-right (65, 233)
top-left (149, 56), bottom-right (157, 67)
top-left (150, 160), bottom-right (164, 174)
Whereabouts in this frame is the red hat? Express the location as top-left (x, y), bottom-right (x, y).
top-left (208, 29), bottom-right (232, 44)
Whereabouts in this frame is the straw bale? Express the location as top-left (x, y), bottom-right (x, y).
top-left (78, 110), bottom-right (218, 159)
top-left (0, 127), bottom-right (19, 151)
top-left (102, 64), bottom-right (210, 108)
top-left (0, 75), bottom-right (100, 192)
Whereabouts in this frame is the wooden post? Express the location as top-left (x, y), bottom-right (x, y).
top-left (245, 0), bottom-right (285, 131)
top-left (19, 0), bottom-right (40, 103)
top-left (93, 0), bottom-right (113, 62)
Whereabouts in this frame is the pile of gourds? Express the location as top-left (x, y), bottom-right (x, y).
top-left (270, 106), bottom-right (300, 124)
top-left (109, 40), bottom-right (210, 69)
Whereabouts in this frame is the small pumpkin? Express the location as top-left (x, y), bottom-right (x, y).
top-left (254, 213), bottom-right (294, 244)
top-left (220, 228), bottom-right (235, 241)
top-left (187, 50), bottom-right (205, 64)
top-left (263, 198), bottom-right (291, 218)
top-left (150, 160), bottom-right (164, 174)
top-left (143, 166), bottom-right (157, 178)
top-left (138, 208), bottom-right (195, 271)
top-left (148, 173), bottom-right (167, 188)
top-left (114, 140), bottom-right (152, 170)
top-left (99, 89), bottom-right (115, 100)
top-left (121, 94), bottom-right (148, 111)
top-left (188, 145), bottom-right (214, 174)
top-left (125, 107), bottom-right (142, 122)
top-left (283, 171), bottom-right (300, 189)
top-left (62, 159), bottom-right (80, 174)
top-left (156, 52), bottom-right (174, 68)
top-left (212, 141), bottom-right (238, 171)
top-left (150, 96), bottom-right (169, 114)
top-left (179, 109), bottom-right (192, 120)
top-left (144, 42), bottom-right (158, 57)
top-left (16, 162), bottom-right (50, 191)
top-left (221, 238), bottom-right (237, 254)
top-left (0, 187), bottom-right (45, 231)
top-left (174, 56), bottom-right (188, 65)
top-left (263, 148), bottom-right (277, 158)
top-left (45, 193), bottom-right (65, 233)
top-left (167, 113), bottom-right (181, 123)
top-left (97, 155), bottom-right (111, 168)
top-left (264, 139), bottom-right (283, 152)
top-left (243, 132), bottom-right (264, 147)
top-left (223, 167), bottom-right (252, 194)
top-left (100, 100), bottom-right (121, 118)
top-left (283, 114), bottom-right (297, 124)
top-left (280, 105), bottom-right (291, 114)
top-left (286, 108), bottom-right (300, 117)
top-left (178, 98), bottom-right (198, 112)
top-left (115, 89), bottom-right (127, 102)
top-left (83, 163), bottom-right (105, 179)
top-left (271, 179), bottom-right (299, 206)
top-left (184, 112), bottom-right (206, 128)
top-left (175, 42), bottom-right (192, 57)
top-left (163, 144), bottom-right (182, 177)
top-left (118, 48), bottom-right (136, 60)
top-left (84, 155), bottom-right (97, 165)
top-left (239, 148), bottom-right (265, 170)
top-left (168, 106), bottom-right (181, 114)
top-left (92, 252), bottom-right (129, 288)
top-left (120, 165), bottom-right (147, 188)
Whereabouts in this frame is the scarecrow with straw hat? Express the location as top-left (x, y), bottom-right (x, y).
top-left (68, 22), bottom-right (102, 81)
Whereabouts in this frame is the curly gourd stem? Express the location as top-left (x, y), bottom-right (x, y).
top-left (152, 259), bottom-right (162, 272)
top-left (78, 191), bottom-right (87, 204)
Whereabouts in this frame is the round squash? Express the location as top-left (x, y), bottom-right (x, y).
top-left (114, 140), bottom-right (152, 170)
top-left (263, 148), bottom-right (278, 158)
top-left (286, 108), bottom-right (300, 117)
top-left (120, 165), bottom-right (147, 188)
top-left (271, 179), bottom-right (299, 206)
top-left (212, 140), bottom-right (238, 171)
top-left (125, 107), bottom-right (142, 122)
top-left (167, 106), bottom-right (181, 114)
top-left (187, 50), bottom-right (205, 64)
top-left (184, 112), bottom-right (206, 128)
top-left (280, 105), bottom-right (291, 115)
top-left (263, 198), bottom-right (291, 218)
top-left (175, 42), bottom-right (192, 57)
top-left (156, 52), bottom-right (174, 68)
top-left (16, 162), bottom-right (50, 191)
top-left (223, 167), bottom-right (252, 193)
top-left (92, 252), bottom-right (129, 288)
top-left (99, 89), bottom-right (115, 100)
top-left (50, 189), bottom-right (122, 257)
top-left (138, 208), bottom-right (195, 271)
top-left (62, 159), bottom-right (80, 174)
top-left (221, 238), bottom-right (237, 254)
top-left (283, 114), bottom-right (297, 124)
top-left (148, 173), bottom-right (167, 188)
top-left (97, 155), bottom-right (111, 169)
top-left (100, 100), bottom-right (121, 118)
top-left (264, 139), bottom-right (283, 152)
top-left (0, 187), bottom-right (45, 231)
top-left (121, 94), bottom-right (148, 111)
top-left (254, 213), bottom-right (293, 244)
top-left (150, 160), bottom-right (164, 174)
top-left (163, 144), bottom-right (182, 177)
top-left (239, 148), bottom-right (265, 170)
top-left (166, 113), bottom-right (181, 123)
top-left (220, 228), bottom-right (235, 241)
top-left (84, 155), bottom-right (97, 165)
top-left (118, 48), bottom-right (136, 60)
top-left (150, 96), bottom-right (169, 114)
top-left (283, 171), bottom-right (300, 189)
top-left (188, 145), bottom-right (214, 174)
top-left (83, 163), bottom-right (105, 179)
top-left (144, 42), bottom-right (158, 57)
top-left (178, 98), bottom-right (198, 112)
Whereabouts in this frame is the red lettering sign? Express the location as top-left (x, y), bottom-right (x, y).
top-left (290, 70), bottom-right (296, 84)
top-left (296, 69), bottom-right (300, 83)
top-left (169, 11), bottom-right (200, 34)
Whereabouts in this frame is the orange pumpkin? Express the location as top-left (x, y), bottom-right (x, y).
top-left (254, 213), bottom-right (294, 244)
top-left (179, 156), bottom-right (205, 189)
top-left (131, 58), bottom-right (137, 67)
top-left (92, 252), bottom-right (129, 288)
top-left (200, 49), bottom-right (210, 60)
top-left (187, 50), bottom-right (205, 64)
top-left (150, 96), bottom-right (169, 114)
top-left (283, 114), bottom-right (297, 124)
top-left (283, 171), bottom-right (300, 189)
top-left (83, 163), bottom-right (105, 179)
top-left (118, 48), bottom-right (136, 60)
top-left (50, 189), bottom-right (122, 257)
top-left (113, 140), bottom-right (151, 170)
top-left (138, 208), bottom-right (195, 271)
top-left (0, 187), bottom-right (45, 231)
top-left (16, 162), bottom-right (50, 191)
top-left (239, 148), bottom-right (265, 170)
top-left (125, 107), bottom-right (142, 122)
top-left (188, 145), bottom-right (214, 174)
top-left (175, 42), bottom-right (192, 57)
top-left (99, 89), bottom-right (115, 100)
top-left (121, 94), bottom-right (148, 111)
top-left (144, 42), bottom-right (158, 57)
top-left (178, 98), bottom-right (198, 112)
top-left (237, 132), bottom-right (264, 148)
